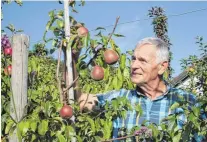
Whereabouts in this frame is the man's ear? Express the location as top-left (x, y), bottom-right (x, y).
top-left (158, 61), bottom-right (169, 75)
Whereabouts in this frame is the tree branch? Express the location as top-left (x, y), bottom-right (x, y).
top-left (63, 76), bottom-right (79, 93)
top-left (63, 16), bottom-right (120, 94)
top-left (102, 134), bottom-right (136, 142)
top-left (56, 42), bottom-right (63, 103)
top-left (107, 16), bottom-right (120, 47)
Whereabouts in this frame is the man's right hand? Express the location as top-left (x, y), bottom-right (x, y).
top-left (78, 93), bottom-right (98, 111)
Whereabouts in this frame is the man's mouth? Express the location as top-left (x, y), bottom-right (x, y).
top-left (131, 72), bottom-right (142, 76)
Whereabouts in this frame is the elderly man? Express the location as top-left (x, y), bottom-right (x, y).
top-left (78, 37), bottom-right (204, 141)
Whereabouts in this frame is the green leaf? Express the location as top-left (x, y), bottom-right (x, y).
top-left (6, 24), bottom-right (15, 32)
top-left (97, 57), bottom-right (104, 67)
top-left (113, 33), bottom-right (125, 37)
top-left (38, 120), bottom-right (48, 135)
top-left (90, 39), bottom-right (98, 48)
top-left (111, 100), bottom-right (118, 110)
top-left (149, 124), bottom-right (159, 137)
top-left (50, 48), bottom-right (56, 54)
top-left (18, 121), bottom-right (30, 136)
top-left (95, 27), bottom-right (106, 31)
top-left (121, 110), bottom-right (127, 118)
top-left (65, 126), bottom-right (75, 138)
top-left (49, 10), bottom-right (55, 18)
top-left (76, 135), bottom-right (83, 142)
top-left (31, 134), bottom-right (36, 141)
top-left (170, 102), bottom-right (180, 110)
top-left (182, 122), bottom-right (192, 142)
top-left (43, 31), bottom-right (47, 41)
top-left (30, 121), bottom-right (37, 132)
top-left (31, 59), bottom-right (37, 71)
top-left (45, 38), bottom-right (53, 43)
top-left (57, 134), bottom-right (66, 142)
top-left (72, 8), bottom-right (78, 13)
top-left (78, 54), bottom-right (88, 63)
top-left (172, 131), bottom-right (182, 142)
top-left (69, 16), bottom-right (77, 25)
top-left (101, 36), bottom-right (108, 47)
top-left (112, 76), bottom-right (119, 90)
top-left (117, 68), bottom-right (122, 81)
top-left (46, 21), bottom-right (52, 31)
top-left (57, 20), bottom-right (64, 28)
top-left (110, 39), bottom-right (116, 50)
top-left (120, 54), bottom-right (126, 71)
top-left (117, 68), bottom-right (123, 89)
top-left (86, 117), bottom-right (96, 133)
top-left (16, 29), bottom-right (24, 33)
top-left (104, 77), bottom-right (112, 92)
top-left (57, 10), bottom-right (64, 17)
top-left (135, 104), bottom-right (143, 116)
top-left (50, 26), bottom-right (56, 31)
top-left (95, 31), bottom-right (102, 37)
top-left (103, 119), bottom-right (112, 139)
top-left (79, 69), bottom-right (88, 78)
top-left (104, 67), bottom-right (109, 81)
top-left (188, 113), bottom-right (196, 122)
top-left (52, 39), bottom-right (58, 47)
top-left (80, 0), bottom-right (85, 6)
top-left (191, 106), bottom-right (200, 117)
top-left (5, 119), bottom-right (15, 134)
top-left (14, 0), bottom-right (23, 6)
top-left (126, 50), bottom-right (134, 56)
top-left (82, 33), bottom-right (90, 47)
top-left (68, 35), bottom-right (77, 48)
top-left (123, 68), bottom-right (130, 78)
top-left (53, 28), bottom-right (59, 37)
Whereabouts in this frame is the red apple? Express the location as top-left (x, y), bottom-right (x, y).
top-left (104, 49), bottom-right (119, 65)
top-left (77, 26), bottom-right (88, 37)
top-left (91, 65), bottom-right (104, 81)
top-left (59, 104), bottom-right (73, 118)
top-left (4, 65), bottom-right (12, 75)
top-left (4, 47), bottom-right (12, 56)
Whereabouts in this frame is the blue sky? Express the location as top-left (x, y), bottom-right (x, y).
top-left (2, 1), bottom-right (207, 77)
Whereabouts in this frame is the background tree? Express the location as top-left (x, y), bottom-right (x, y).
top-left (148, 6), bottom-right (173, 80)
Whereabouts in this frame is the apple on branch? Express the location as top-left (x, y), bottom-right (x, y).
top-left (91, 65), bottom-right (104, 81)
top-left (59, 104), bottom-right (73, 119)
top-left (104, 49), bottom-right (119, 65)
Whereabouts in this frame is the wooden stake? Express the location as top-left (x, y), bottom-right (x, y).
top-left (64, 0), bottom-right (74, 104)
top-left (10, 34), bottom-right (29, 142)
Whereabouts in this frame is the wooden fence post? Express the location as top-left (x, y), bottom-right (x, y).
top-left (9, 34), bottom-right (29, 142)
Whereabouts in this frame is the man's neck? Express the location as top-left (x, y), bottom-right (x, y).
top-left (138, 78), bottom-right (167, 100)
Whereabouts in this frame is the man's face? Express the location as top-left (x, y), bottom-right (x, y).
top-left (130, 44), bottom-right (160, 85)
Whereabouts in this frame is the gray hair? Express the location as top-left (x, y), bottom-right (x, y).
top-left (136, 37), bottom-right (169, 63)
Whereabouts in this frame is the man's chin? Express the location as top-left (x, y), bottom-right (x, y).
top-left (131, 78), bottom-right (144, 85)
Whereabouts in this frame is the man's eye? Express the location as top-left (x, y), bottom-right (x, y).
top-left (131, 56), bottom-right (136, 60)
top-left (139, 58), bottom-right (147, 63)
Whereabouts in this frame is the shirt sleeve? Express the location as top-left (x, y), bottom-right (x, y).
top-left (96, 89), bottom-right (128, 106)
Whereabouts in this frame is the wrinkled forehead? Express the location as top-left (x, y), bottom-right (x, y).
top-left (133, 44), bottom-right (158, 62)
top-left (134, 43), bottom-right (157, 55)
top-left (135, 42), bottom-right (155, 50)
